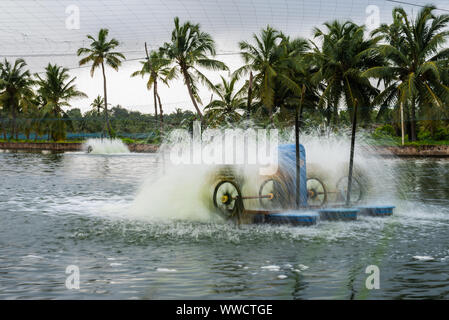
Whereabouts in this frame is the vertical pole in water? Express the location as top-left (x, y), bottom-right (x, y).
top-left (295, 104), bottom-right (300, 209)
top-left (346, 99), bottom-right (358, 206)
top-left (296, 85), bottom-right (306, 209)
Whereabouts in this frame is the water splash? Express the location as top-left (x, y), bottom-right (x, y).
top-left (285, 129), bottom-right (398, 205)
top-left (83, 138), bottom-right (130, 154)
top-left (128, 127), bottom-right (400, 222)
top-left (130, 163), bottom-right (221, 221)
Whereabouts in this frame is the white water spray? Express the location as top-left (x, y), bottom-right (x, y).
top-left (83, 138), bottom-right (130, 154)
top-left (129, 127), bottom-right (398, 222)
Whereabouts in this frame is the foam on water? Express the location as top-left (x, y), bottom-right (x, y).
top-left (156, 268), bottom-right (177, 272)
top-left (129, 163), bottom-right (220, 221)
top-left (261, 265), bottom-right (281, 271)
top-left (83, 138), bottom-right (130, 154)
top-left (413, 256), bottom-right (434, 261)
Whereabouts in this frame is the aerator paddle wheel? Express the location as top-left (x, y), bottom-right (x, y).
top-left (209, 142), bottom-right (392, 227)
top-left (258, 178), bottom-right (288, 209)
top-left (213, 180), bottom-right (242, 221)
top-left (336, 176), bottom-right (363, 203)
top-left (306, 177), bottom-right (327, 207)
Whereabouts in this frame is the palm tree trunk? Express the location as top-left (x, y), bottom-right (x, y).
top-left (156, 92), bottom-right (164, 132)
top-left (145, 42), bottom-right (159, 128)
top-left (153, 79), bottom-right (159, 126)
top-left (246, 71), bottom-right (253, 121)
top-left (400, 101), bottom-right (405, 146)
top-left (15, 116), bottom-right (19, 140)
top-left (325, 102), bottom-right (332, 127)
top-left (332, 99), bottom-right (338, 127)
top-left (404, 104), bottom-right (412, 142)
top-left (181, 67), bottom-right (203, 120)
top-left (11, 103), bottom-right (16, 140)
top-left (299, 102), bottom-right (305, 125)
top-left (101, 62), bottom-right (112, 137)
top-left (410, 97), bottom-right (417, 141)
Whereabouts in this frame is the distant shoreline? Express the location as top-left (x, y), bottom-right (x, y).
top-left (371, 145), bottom-right (449, 158)
top-left (0, 141), bottom-right (158, 153)
top-left (1, 141), bottom-right (449, 157)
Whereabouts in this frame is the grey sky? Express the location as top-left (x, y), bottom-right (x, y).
top-left (1, 0), bottom-right (448, 114)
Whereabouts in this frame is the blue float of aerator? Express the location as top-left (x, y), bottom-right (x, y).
top-left (265, 210), bottom-right (318, 226)
top-left (319, 208), bottom-right (359, 221)
top-left (358, 205), bottom-right (395, 217)
top-left (277, 144), bottom-right (308, 207)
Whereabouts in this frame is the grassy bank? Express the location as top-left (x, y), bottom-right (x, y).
top-left (0, 139), bottom-right (84, 144)
top-left (0, 138), bottom-right (150, 145)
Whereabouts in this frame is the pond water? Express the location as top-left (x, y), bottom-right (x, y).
top-left (0, 150), bottom-right (448, 299)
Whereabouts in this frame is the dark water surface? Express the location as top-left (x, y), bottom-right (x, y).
top-left (0, 151), bottom-right (448, 299)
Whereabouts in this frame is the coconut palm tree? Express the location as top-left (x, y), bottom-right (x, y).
top-left (0, 58), bottom-right (34, 139)
top-left (0, 109), bottom-right (7, 139)
top-left (204, 75), bottom-right (246, 126)
top-left (35, 63), bottom-right (87, 141)
top-left (234, 26), bottom-right (305, 122)
top-left (234, 26), bottom-right (283, 119)
top-left (272, 36), bottom-right (319, 124)
top-left (160, 17), bottom-right (228, 120)
top-left (77, 28), bottom-right (125, 136)
top-left (90, 95), bottom-right (104, 115)
top-left (312, 21), bottom-right (383, 127)
top-left (363, 5), bottom-right (449, 141)
top-left (131, 47), bottom-right (173, 128)
top-left (20, 99), bottom-right (41, 141)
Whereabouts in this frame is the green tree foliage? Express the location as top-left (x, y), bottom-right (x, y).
top-left (204, 75), bottom-right (246, 127)
top-left (364, 5), bottom-right (449, 141)
top-left (77, 28), bottom-right (125, 137)
top-left (131, 48), bottom-right (174, 127)
top-left (35, 64), bottom-right (87, 141)
top-left (0, 59), bottom-right (34, 139)
top-left (312, 21), bottom-right (383, 127)
top-left (161, 17), bottom-right (228, 120)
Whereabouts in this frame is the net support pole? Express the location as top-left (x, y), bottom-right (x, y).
top-left (346, 99), bottom-right (358, 206)
top-left (295, 104), bottom-right (300, 209)
top-left (296, 85), bottom-right (306, 209)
